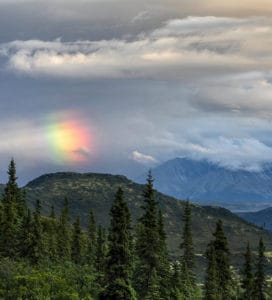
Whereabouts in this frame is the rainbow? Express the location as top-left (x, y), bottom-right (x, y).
top-left (46, 112), bottom-right (93, 163)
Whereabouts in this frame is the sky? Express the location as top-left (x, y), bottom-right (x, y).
top-left (1, 0), bottom-right (272, 184)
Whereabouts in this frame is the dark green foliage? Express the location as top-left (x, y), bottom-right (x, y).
top-left (157, 209), bottom-right (171, 299)
top-left (71, 217), bottom-right (82, 264)
top-left (101, 187), bottom-right (136, 300)
top-left (253, 237), bottom-right (266, 300)
top-left (204, 244), bottom-right (218, 300)
top-left (144, 269), bottom-right (162, 300)
top-left (95, 225), bottom-right (108, 288)
top-left (0, 159), bottom-right (26, 258)
top-left (57, 198), bottom-right (71, 260)
top-left (134, 171), bottom-right (161, 298)
top-left (49, 205), bottom-right (55, 218)
top-left (204, 220), bottom-right (232, 300)
top-left (170, 262), bottom-right (183, 300)
top-left (20, 209), bottom-right (33, 259)
top-left (87, 209), bottom-right (97, 265)
top-left (213, 219), bottom-right (232, 299)
top-left (44, 213), bottom-right (58, 261)
top-left (29, 199), bottom-right (45, 264)
top-left (241, 242), bottom-right (254, 300)
top-left (180, 200), bottom-right (196, 296)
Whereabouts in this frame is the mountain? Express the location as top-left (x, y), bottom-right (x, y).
top-left (238, 208), bottom-right (272, 231)
top-left (136, 158), bottom-right (272, 212)
top-left (23, 172), bottom-right (272, 261)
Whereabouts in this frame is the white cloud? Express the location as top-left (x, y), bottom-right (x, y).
top-left (131, 150), bottom-right (158, 164)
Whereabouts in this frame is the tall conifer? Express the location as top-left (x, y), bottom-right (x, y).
top-left (71, 216), bottom-right (82, 264)
top-left (180, 200), bottom-right (196, 295)
top-left (87, 209), bottom-right (97, 264)
top-left (95, 225), bottom-right (108, 287)
top-left (134, 171), bottom-right (160, 299)
top-left (212, 219), bottom-right (232, 299)
top-left (253, 237), bottom-right (266, 300)
top-left (57, 198), bottom-right (71, 260)
top-left (204, 244), bottom-right (218, 300)
top-left (101, 187), bottom-right (136, 300)
top-left (241, 242), bottom-right (254, 300)
top-left (0, 159), bottom-right (24, 258)
top-left (30, 199), bottom-right (45, 264)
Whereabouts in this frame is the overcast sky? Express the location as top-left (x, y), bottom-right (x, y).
top-left (1, 0), bottom-right (272, 184)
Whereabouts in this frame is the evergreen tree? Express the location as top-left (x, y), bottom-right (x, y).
top-left (134, 171), bottom-right (160, 299)
top-left (20, 209), bottom-right (33, 259)
top-left (241, 242), bottom-right (254, 300)
top-left (0, 159), bottom-right (25, 258)
top-left (204, 220), bottom-right (232, 300)
top-left (253, 237), bottom-right (266, 300)
top-left (213, 219), bottom-right (232, 299)
top-left (87, 209), bottom-right (97, 264)
top-left (101, 187), bottom-right (136, 300)
top-left (144, 269), bottom-right (162, 300)
top-left (71, 217), bottom-right (82, 264)
top-left (49, 205), bottom-right (55, 219)
top-left (95, 225), bottom-right (108, 287)
top-left (46, 209), bottom-right (58, 261)
top-left (180, 200), bottom-right (196, 296)
top-left (170, 262), bottom-right (183, 300)
top-left (30, 199), bottom-right (45, 264)
top-left (204, 244), bottom-right (218, 300)
top-left (157, 209), bottom-right (171, 299)
top-left (57, 198), bottom-right (71, 260)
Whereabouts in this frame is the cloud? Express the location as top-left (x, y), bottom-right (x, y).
top-left (131, 150), bottom-right (158, 164)
top-left (73, 146), bottom-right (90, 156)
top-left (1, 17), bottom-right (272, 81)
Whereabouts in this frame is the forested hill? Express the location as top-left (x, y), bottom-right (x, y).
top-left (24, 172), bottom-right (272, 256)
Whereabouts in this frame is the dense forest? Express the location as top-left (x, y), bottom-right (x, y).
top-left (0, 159), bottom-right (271, 299)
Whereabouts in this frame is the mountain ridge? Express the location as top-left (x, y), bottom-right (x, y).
top-left (22, 171), bottom-right (272, 259)
top-left (136, 157), bottom-right (272, 212)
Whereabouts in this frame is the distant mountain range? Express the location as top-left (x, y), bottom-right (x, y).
top-left (136, 158), bottom-right (272, 212)
top-left (238, 208), bottom-right (272, 231)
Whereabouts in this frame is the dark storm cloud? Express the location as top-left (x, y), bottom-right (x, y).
top-left (0, 1), bottom-right (272, 184)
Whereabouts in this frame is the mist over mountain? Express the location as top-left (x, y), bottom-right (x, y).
top-left (136, 158), bottom-right (272, 212)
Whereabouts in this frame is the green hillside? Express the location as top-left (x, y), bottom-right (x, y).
top-left (24, 172), bottom-right (272, 260)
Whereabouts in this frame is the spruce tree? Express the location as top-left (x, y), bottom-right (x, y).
top-left (57, 198), bottom-right (71, 260)
top-left (20, 209), bottom-right (33, 259)
top-left (180, 200), bottom-right (196, 296)
top-left (71, 216), bottom-right (82, 264)
top-left (134, 171), bottom-right (160, 299)
top-left (49, 205), bottom-right (56, 219)
top-left (30, 199), bottom-right (45, 264)
top-left (170, 262), bottom-right (183, 300)
top-left (101, 187), bottom-right (136, 300)
top-left (241, 242), bottom-right (254, 300)
top-left (95, 225), bottom-right (108, 287)
top-left (46, 208), bottom-right (58, 261)
top-left (87, 209), bottom-right (97, 265)
top-left (144, 269), bottom-right (162, 300)
top-left (253, 237), bottom-right (266, 300)
top-left (212, 219), bottom-right (232, 299)
top-left (0, 159), bottom-right (25, 258)
top-left (204, 244), bottom-right (218, 300)
top-left (157, 209), bottom-right (171, 299)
